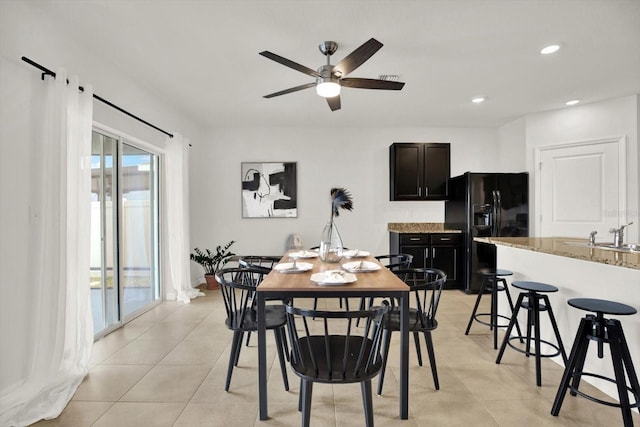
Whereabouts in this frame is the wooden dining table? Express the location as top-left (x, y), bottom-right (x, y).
top-left (256, 251), bottom-right (411, 420)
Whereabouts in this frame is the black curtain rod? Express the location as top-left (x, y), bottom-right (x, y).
top-left (21, 56), bottom-right (174, 139)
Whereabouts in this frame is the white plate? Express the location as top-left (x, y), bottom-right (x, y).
top-left (342, 249), bottom-right (370, 258)
top-left (273, 262), bottom-right (313, 273)
top-left (288, 250), bottom-right (319, 259)
top-left (310, 270), bottom-right (357, 286)
top-left (342, 261), bottom-right (381, 273)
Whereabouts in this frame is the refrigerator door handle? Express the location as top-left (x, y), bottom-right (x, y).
top-left (491, 191), bottom-right (498, 236)
top-left (496, 190), bottom-right (502, 235)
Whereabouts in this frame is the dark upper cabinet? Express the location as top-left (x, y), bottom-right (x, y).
top-left (389, 142), bottom-right (451, 200)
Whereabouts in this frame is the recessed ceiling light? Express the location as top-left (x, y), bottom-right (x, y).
top-left (565, 99), bottom-right (581, 106)
top-left (541, 44), bottom-right (561, 55)
top-left (471, 97), bottom-right (485, 104)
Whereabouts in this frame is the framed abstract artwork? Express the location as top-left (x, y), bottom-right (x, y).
top-left (241, 162), bottom-right (297, 218)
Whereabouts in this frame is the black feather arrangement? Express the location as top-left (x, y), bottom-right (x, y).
top-left (330, 187), bottom-right (354, 219)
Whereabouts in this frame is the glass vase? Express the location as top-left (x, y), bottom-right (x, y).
top-left (319, 220), bottom-right (344, 263)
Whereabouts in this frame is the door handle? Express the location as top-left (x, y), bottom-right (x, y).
top-left (495, 190), bottom-right (502, 235)
top-left (491, 191), bottom-right (498, 236)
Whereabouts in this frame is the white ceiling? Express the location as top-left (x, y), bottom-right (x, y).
top-left (33, 0), bottom-right (640, 129)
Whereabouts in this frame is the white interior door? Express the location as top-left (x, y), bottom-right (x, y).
top-left (537, 137), bottom-right (626, 241)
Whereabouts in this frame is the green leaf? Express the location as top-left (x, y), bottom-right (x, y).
top-left (190, 240), bottom-right (236, 274)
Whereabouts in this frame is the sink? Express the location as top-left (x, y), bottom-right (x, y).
top-left (563, 241), bottom-right (640, 253)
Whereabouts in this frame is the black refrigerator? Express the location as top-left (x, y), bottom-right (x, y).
top-left (444, 172), bottom-right (529, 293)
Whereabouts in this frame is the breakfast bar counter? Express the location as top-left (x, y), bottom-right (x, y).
top-left (473, 236), bottom-right (640, 403)
top-left (474, 236), bottom-right (640, 270)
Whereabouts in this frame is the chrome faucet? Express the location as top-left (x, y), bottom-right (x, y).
top-left (588, 230), bottom-right (597, 246)
top-left (609, 222), bottom-right (633, 247)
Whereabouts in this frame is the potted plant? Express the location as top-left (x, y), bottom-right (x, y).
top-left (190, 240), bottom-right (236, 290)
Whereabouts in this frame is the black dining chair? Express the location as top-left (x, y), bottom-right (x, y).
top-left (238, 255), bottom-right (281, 273)
top-left (284, 301), bottom-right (390, 427)
top-left (377, 268), bottom-right (447, 395)
top-left (356, 253), bottom-right (414, 323)
top-left (237, 255), bottom-right (290, 351)
top-left (216, 267), bottom-right (289, 392)
top-left (375, 254), bottom-right (414, 270)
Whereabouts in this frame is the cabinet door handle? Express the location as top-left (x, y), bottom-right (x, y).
top-left (439, 237), bottom-right (451, 241)
top-left (409, 238), bottom-right (421, 241)
top-left (432, 248), bottom-right (436, 258)
top-left (418, 187), bottom-right (421, 197)
top-left (425, 186), bottom-right (429, 197)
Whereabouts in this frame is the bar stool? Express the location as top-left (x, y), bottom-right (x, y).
top-left (465, 268), bottom-right (523, 349)
top-left (495, 281), bottom-right (568, 386)
top-left (551, 298), bottom-right (640, 427)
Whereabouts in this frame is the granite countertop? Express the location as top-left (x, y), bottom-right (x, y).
top-left (474, 236), bottom-right (640, 270)
top-left (387, 222), bottom-right (462, 234)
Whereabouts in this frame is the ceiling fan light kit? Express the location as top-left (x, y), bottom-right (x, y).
top-left (316, 61), bottom-right (341, 97)
top-left (316, 79), bottom-right (341, 98)
top-left (259, 38), bottom-right (405, 111)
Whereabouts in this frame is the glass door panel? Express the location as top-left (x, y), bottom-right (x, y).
top-left (121, 143), bottom-right (160, 318)
top-left (91, 132), bottom-right (119, 335)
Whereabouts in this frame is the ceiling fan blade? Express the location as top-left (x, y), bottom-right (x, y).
top-left (341, 78), bottom-right (405, 90)
top-left (259, 51), bottom-right (321, 77)
top-left (326, 95), bottom-right (341, 111)
top-left (332, 38), bottom-right (383, 77)
top-left (263, 82), bottom-right (316, 98)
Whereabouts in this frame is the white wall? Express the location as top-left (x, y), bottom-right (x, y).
top-left (523, 95), bottom-right (640, 241)
top-left (189, 126), bottom-right (499, 268)
top-left (497, 117), bottom-right (526, 171)
top-left (0, 1), bottom-right (206, 393)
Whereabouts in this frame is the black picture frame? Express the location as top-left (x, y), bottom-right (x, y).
top-left (241, 162), bottom-right (297, 218)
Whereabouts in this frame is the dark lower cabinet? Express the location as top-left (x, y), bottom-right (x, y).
top-left (389, 232), bottom-right (462, 289)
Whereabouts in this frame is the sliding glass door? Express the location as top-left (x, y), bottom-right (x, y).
top-left (121, 143), bottom-right (160, 318)
top-left (91, 130), bottom-right (160, 336)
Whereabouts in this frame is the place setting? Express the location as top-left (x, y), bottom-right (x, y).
top-left (342, 249), bottom-right (370, 258)
top-left (342, 259), bottom-right (382, 273)
top-left (288, 250), bottom-right (319, 259)
top-left (310, 270), bottom-right (357, 286)
top-left (273, 259), bottom-right (313, 273)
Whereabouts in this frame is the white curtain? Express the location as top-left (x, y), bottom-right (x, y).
top-left (165, 133), bottom-right (202, 303)
top-left (0, 70), bottom-right (94, 426)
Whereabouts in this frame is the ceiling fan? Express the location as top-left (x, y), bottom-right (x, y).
top-left (259, 38), bottom-right (405, 111)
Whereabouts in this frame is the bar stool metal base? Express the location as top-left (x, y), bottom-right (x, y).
top-left (505, 335), bottom-right (562, 358)
top-left (551, 298), bottom-right (640, 427)
top-left (495, 281), bottom-right (567, 387)
top-left (465, 269), bottom-right (523, 349)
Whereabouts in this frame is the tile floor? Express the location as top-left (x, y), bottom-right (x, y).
top-left (33, 287), bottom-right (639, 426)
